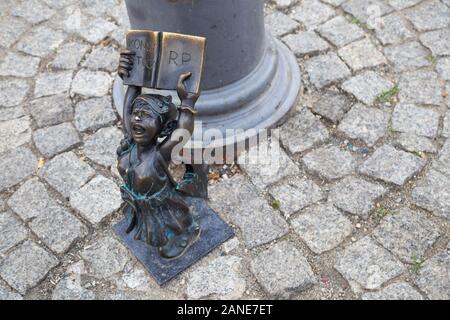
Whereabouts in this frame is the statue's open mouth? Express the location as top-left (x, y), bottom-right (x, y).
top-left (133, 124), bottom-right (145, 135)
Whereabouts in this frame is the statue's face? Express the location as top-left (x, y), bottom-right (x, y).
top-left (131, 105), bottom-right (162, 146)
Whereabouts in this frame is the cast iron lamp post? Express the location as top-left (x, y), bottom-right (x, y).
top-left (113, 0), bottom-right (301, 153)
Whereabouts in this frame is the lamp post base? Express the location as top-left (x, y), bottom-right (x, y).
top-left (113, 35), bottom-right (301, 156)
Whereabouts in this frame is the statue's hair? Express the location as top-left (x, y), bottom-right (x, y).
top-left (132, 94), bottom-right (178, 137)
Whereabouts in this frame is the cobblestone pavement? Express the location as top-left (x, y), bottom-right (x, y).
top-left (0, 0), bottom-right (449, 300)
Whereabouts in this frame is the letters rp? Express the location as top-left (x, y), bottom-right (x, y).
top-left (169, 51), bottom-right (191, 66)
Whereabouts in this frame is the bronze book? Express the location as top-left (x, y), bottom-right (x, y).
top-left (123, 30), bottom-right (206, 93)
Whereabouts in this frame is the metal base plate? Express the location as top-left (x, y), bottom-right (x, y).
top-left (113, 197), bottom-right (234, 286)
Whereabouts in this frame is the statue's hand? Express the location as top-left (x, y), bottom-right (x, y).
top-left (118, 50), bottom-right (135, 79)
top-left (177, 72), bottom-right (200, 106)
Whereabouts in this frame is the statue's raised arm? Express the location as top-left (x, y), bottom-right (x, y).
top-left (118, 50), bottom-right (141, 139)
top-left (159, 72), bottom-right (199, 162)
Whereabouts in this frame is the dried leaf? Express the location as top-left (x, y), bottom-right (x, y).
top-left (37, 158), bottom-right (45, 169)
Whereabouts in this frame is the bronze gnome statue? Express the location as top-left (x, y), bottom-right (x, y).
top-left (116, 50), bottom-right (201, 260)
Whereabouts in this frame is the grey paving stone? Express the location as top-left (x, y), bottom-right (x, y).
top-left (39, 151), bottom-right (95, 198)
top-left (338, 38), bottom-right (387, 71)
top-left (374, 13), bottom-right (415, 45)
top-left (305, 52), bottom-right (351, 88)
top-left (0, 195), bottom-right (5, 212)
top-left (317, 16), bottom-right (365, 48)
top-left (250, 241), bottom-right (316, 298)
top-left (208, 175), bottom-right (289, 248)
top-left (29, 206), bottom-right (87, 254)
top-left (310, 90), bottom-right (352, 124)
top-left (329, 176), bottom-right (386, 218)
top-left (0, 282), bottom-right (22, 300)
top-left (236, 197), bottom-right (290, 248)
top-left (0, 17), bottom-right (29, 48)
top-left (446, 83), bottom-right (450, 108)
top-left (373, 208), bottom-right (440, 263)
top-left (107, 2), bottom-right (129, 28)
top-left (342, 71), bottom-right (393, 105)
top-left (0, 0), bottom-right (14, 17)
top-left (395, 133), bottom-right (438, 154)
top-left (109, 27), bottom-right (126, 48)
top-left (0, 240), bottom-right (58, 294)
top-left (222, 238), bottom-right (240, 255)
top-left (392, 104), bottom-right (440, 138)
top-left (42, 0), bottom-right (78, 8)
top-left (384, 42), bottom-right (431, 72)
top-left (280, 108), bottom-right (329, 154)
top-left (187, 256), bottom-right (246, 299)
top-left (80, 0), bottom-right (119, 17)
top-left (33, 123), bottom-right (80, 158)
top-left (432, 139), bottom-right (450, 177)
top-left (265, 11), bottom-right (299, 38)
top-left (238, 138), bottom-right (300, 189)
top-left (302, 145), bottom-right (357, 180)
top-left (359, 145), bottom-right (426, 186)
top-left (404, 0), bottom-right (450, 32)
top-left (415, 251), bottom-right (450, 300)
top-left (338, 104), bottom-right (390, 146)
top-left (321, 0), bottom-right (347, 6)
top-left (84, 127), bottom-right (123, 168)
top-left (49, 5), bottom-right (89, 34)
top-left (290, 0), bottom-right (335, 30)
top-left (362, 282), bottom-right (423, 300)
top-left (118, 261), bottom-right (154, 292)
top-left (15, 25), bottom-right (66, 57)
top-left (268, 177), bottom-right (325, 217)
top-left (7, 178), bottom-right (56, 221)
top-left (71, 69), bottom-right (112, 98)
top-left (0, 52), bottom-right (40, 77)
top-left (412, 169), bottom-right (450, 219)
top-left (386, 0), bottom-right (421, 10)
top-left (335, 237), bottom-right (405, 291)
top-left (342, 0), bottom-right (393, 23)
top-left (74, 97), bottom-right (116, 132)
top-left (398, 70), bottom-right (443, 105)
top-left (28, 94), bottom-right (74, 128)
top-left (273, 0), bottom-right (297, 8)
top-left (282, 32), bottom-right (329, 56)
top-left (80, 237), bottom-right (129, 279)
top-left (11, 0), bottom-right (55, 24)
top-left (443, 113), bottom-right (450, 138)
top-left (0, 106), bottom-right (26, 122)
top-left (70, 175), bottom-right (121, 224)
top-left (83, 46), bottom-right (119, 72)
top-left (34, 71), bottom-right (73, 98)
top-left (0, 79), bottom-right (30, 107)
top-left (420, 28), bottom-right (450, 56)
top-left (76, 17), bottom-right (117, 44)
top-left (52, 276), bottom-right (95, 300)
top-left (0, 211), bottom-right (28, 255)
top-left (51, 41), bottom-right (90, 70)
top-left (0, 116), bottom-right (32, 154)
top-left (436, 57), bottom-right (450, 81)
top-left (291, 204), bottom-right (353, 254)
top-left (0, 147), bottom-right (37, 192)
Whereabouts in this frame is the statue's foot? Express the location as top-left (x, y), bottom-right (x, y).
top-left (158, 222), bottom-right (200, 260)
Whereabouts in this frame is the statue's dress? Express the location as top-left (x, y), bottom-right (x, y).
top-left (118, 143), bottom-right (193, 248)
